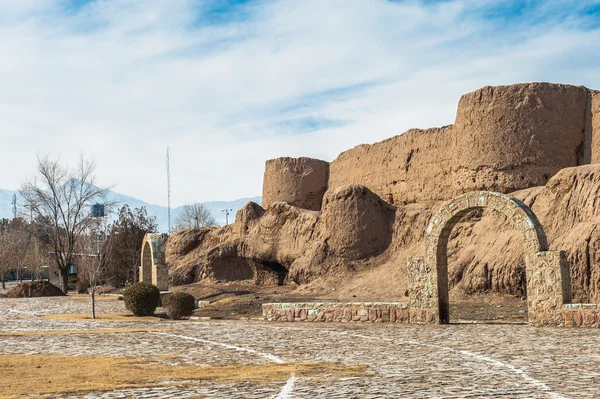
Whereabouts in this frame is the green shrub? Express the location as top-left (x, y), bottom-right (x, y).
top-left (162, 292), bottom-right (196, 320)
top-left (123, 282), bottom-right (160, 316)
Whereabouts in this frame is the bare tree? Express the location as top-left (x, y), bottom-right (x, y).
top-left (0, 218), bottom-right (48, 287)
top-left (77, 233), bottom-right (113, 319)
top-left (0, 227), bottom-right (12, 290)
top-left (20, 155), bottom-right (112, 293)
top-left (10, 228), bottom-right (28, 282)
top-left (25, 238), bottom-right (48, 281)
top-left (0, 219), bottom-right (26, 285)
top-left (173, 203), bottom-right (216, 231)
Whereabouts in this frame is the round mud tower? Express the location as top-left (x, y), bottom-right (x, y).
top-left (320, 184), bottom-right (396, 260)
top-left (453, 83), bottom-right (589, 193)
top-left (262, 157), bottom-right (329, 211)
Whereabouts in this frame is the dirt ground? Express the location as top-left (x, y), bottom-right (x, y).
top-left (171, 281), bottom-right (528, 322)
top-left (171, 281), bottom-right (300, 319)
top-left (448, 293), bottom-right (527, 323)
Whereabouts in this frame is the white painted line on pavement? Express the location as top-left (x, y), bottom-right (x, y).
top-left (253, 324), bottom-right (568, 399)
top-left (272, 374), bottom-right (295, 399)
top-left (339, 331), bottom-right (569, 399)
top-left (151, 332), bottom-right (294, 398)
top-left (152, 331), bottom-right (284, 363)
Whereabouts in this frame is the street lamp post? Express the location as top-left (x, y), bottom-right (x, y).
top-left (221, 208), bottom-right (233, 226)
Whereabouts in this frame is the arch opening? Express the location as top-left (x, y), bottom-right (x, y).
top-left (141, 241), bottom-right (153, 283)
top-left (437, 209), bottom-right (528, 323)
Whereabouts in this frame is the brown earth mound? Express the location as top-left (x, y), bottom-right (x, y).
top-left (168, 185), bottom-right (392, 287)
top-left (3, 281), bottom-right (66, 298)
top-left (319, 185), bottom-right (396, 260)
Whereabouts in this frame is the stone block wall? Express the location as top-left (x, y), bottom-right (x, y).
top-left (526, 251), bottom-right (571, 326)
top-left (262, 301), bottom-right (600, 327)
top-left (262, 302), bottom-right (410, 323)
top-left (152, 265), bottom-right (169, 291)
top-left (139, 264), bottom-right (168, 291)
top-left (407, 256), bottom-right (438, 323)
top-left (563, 303), bottom-right (600, 327)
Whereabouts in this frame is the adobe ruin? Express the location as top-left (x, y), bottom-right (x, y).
top-left (167, 82), bottom-right (600, 327)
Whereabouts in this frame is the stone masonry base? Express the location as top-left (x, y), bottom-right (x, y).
top-left (564, 304), bottom-right (600, 327)
top-left (263, 302), bottom-right (600, 327)
top-left (262, 302), bottom-right (410, 323)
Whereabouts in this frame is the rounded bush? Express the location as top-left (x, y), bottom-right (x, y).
top-left (162, 292), bottom-right (196, 320)
top-left (123, 282), bottom-right (160, 316)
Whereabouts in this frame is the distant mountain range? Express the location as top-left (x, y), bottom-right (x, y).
top-left (0, 187), bottom-right (261, 233)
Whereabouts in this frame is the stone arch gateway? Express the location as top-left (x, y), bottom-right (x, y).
top-left (139, 233), bottom-right (169, 291)
top-left (407, 191), bottom-right (571, 326)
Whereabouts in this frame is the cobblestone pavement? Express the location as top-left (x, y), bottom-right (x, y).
top-left (1, 297), bottom-right (599, 398)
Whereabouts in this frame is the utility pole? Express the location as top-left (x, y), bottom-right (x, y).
top-left (221, 208), bottom-right (233, 226)
top-left (166, 147), bottom-right (171, 234)
top-left (11, 194), bottom-right (17, 219)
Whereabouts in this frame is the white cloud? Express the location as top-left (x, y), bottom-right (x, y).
top-left (0, 0), bottom-right (599, 206)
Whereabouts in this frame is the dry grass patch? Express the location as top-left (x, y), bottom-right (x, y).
top-left (214, 296), bottom-right (239, 304)
top-left (0, 327), bottom-right (173, 337)
top-left (41, 313), bottom-right (161, 322)
top-left (0, 354), bottom-right (368, 397)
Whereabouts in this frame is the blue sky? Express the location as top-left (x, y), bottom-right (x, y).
top-left (0, 0), bottom-right (599, 206)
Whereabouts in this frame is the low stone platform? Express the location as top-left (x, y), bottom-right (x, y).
top-left (262, 302), bottom-right (410, 323)
top-left (564, 303), bottom-right (600, 327)
top-left (264, 302), bottom-right (600, 327)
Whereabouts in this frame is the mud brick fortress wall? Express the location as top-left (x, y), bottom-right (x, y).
top-left (263, 84), bottom-right (600, 208)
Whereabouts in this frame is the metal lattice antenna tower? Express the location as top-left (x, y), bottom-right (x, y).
top-left (11, 194), bottom-right (16, 219)
top-left (167, 146), bottom-right (171, 233)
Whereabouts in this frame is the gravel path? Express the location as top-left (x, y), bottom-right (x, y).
top-left (0, 297), bottom-right (599, 398)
